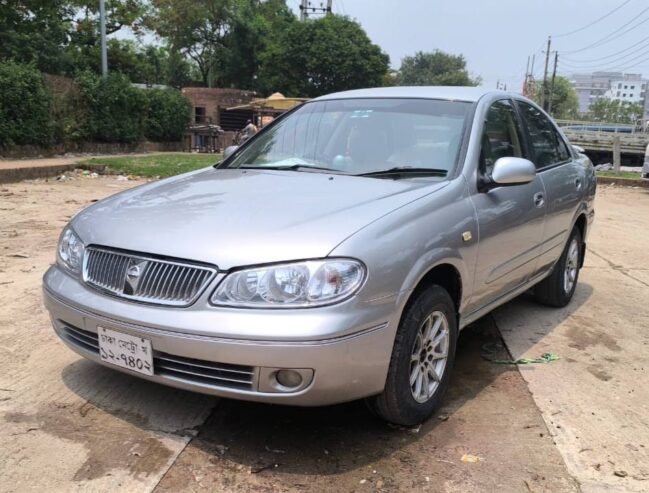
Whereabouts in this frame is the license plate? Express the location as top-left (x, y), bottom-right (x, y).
top-left (97, 326), bottom-right (153, 376)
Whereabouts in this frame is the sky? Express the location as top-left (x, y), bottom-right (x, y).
top-left (287, 0), bottom-right (649, 92)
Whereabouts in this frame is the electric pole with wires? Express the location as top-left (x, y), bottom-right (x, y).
top-left (541, 36), bottom-right (551, 110)
top-left (548, 51), bottom-right (559, 114)
top-left (300, 0), bottom-right (333, 20)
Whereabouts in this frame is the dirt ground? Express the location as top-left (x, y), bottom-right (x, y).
top-left (0, 176), bottom-right (648, 492)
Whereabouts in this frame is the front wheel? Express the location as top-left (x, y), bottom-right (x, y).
top-left (367, 285), bottom-right (458, 426)
top-left (534, 227), bottom-right (583, 307)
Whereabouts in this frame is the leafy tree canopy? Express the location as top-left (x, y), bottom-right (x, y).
top-left (75, 71), bottom-right (148, 143)
top-left (0, 1), bottom-right (75, 74)
top-left (144, 88), bottom-right (192, 141)
top-left (588, 98), bottom-right (644, 124)
top-left (0, 61), bottom-right (53, 146)
top-left (257, 15), bottom-right (390, 97)
top-left (396, 50), bottom-right (481, 87)
top-left (531, 76), bottom-right (579, 119)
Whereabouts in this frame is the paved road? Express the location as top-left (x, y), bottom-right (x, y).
top-left (0, 177), bottom-right (647, 492)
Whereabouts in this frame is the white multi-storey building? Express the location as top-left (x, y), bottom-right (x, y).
top-left (605, 80), bottom-right (647, 104)
top-left (569, 71), bottom-right (649, 119)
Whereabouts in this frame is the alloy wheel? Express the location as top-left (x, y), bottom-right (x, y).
top-left (564, 238), bottom-right (579, 294)
top-left (409, 311), bottom-right (450, 403)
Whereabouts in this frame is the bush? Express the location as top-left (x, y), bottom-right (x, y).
top-left (75, 71), bottom-right (147, 143)
top-left (144, 89), bottom-right (191, 141)
top-left (0, 61), bottom-right (53, 146)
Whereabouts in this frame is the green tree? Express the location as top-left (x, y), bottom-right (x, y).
top-left (588, 99), bottom-right (644, 124)
top-left (65, 40), bottom-right (197, 87)
top-left (76, 71), bottom-right (147, 142)
top-left (144, 89), bottom-right (191, 141)
top-left (147, 0), bottom-right (238, 87)
top-left (0, 61), bottom-right (53, 146)
top-left (257, 15), bottom-right (389, 97)
top-left (71, 0), bottom-right (149, 37)
top-left (221, 0), bottom-right (296, 90)
top-left (531, 76), bottom-right (579, 119)
top-left (396, 51), bottom-right (480, 86)
top-left (0, 1), bottom-right (74, 74)
top-left (166, 49), bottom-right (196, 88)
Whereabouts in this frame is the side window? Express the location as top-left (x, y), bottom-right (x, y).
top-left (480, 100), bottom-right (526, 176)
top-left (517, 102), bottom-right (571, 168)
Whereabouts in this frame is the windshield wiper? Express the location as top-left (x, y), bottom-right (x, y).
top-left (356, 166), bottom-right (448, 178)
top-left (237, 164), bottom-right (348, 174)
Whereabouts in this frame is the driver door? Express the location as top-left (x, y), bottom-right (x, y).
top-left (469, 99), bottom-right (547, 310)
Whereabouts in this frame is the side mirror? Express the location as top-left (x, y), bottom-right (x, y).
top-left (572, 144), bottom-right (585, 154)
top-left (490, 157), bottom-right (536, 187)
top-left (223, 145), bottom-right (239, 159)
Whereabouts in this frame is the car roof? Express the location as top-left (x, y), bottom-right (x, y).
top-left (312, 86), bottom-right (511, 103)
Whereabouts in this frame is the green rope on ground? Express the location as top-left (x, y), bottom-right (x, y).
top-left (481, 342), bottom-right (560, 365)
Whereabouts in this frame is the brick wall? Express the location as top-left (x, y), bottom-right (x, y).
top-left (181, 87), bottom-right (256, 125)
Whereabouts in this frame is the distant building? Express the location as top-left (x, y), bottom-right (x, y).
top-left (568, 72), bottom-right (649, 120)
top-left (181, 87), bottom-right (257, 152)
top-left (605, 79), bottom-right (647, 105)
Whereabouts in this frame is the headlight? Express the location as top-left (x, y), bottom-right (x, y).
top-left (57, 227), bottom-right (85, 274)
top-left (211, 259), bottom-right (366, 308)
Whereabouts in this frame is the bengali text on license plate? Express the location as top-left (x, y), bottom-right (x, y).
top-left (98, 326), bottom-right (153, 376)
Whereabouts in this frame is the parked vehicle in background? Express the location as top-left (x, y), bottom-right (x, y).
top-left (643, 144), bottom-right (649, 178)
top-left (43, 87), bottom-right (596, 426)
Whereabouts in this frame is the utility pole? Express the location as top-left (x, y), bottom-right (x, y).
top-left (99, 0), bottom-right (107, 76)
top-left (299, 0), bottom-right (307, 20)
top-left (548, 52), bottom-right (558, 114)
top-left (300, 0), bottom-right (332, 20)
top-left (541, 36), bottom-right (551, 111)
top-left (522, 55), bottom-right (531, 95)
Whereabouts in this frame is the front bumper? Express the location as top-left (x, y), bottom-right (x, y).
top-left (43, 266), bottom-right (398, 406)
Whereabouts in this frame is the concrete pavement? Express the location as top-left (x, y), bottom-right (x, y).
top-left (0, 178), bottom-right (647, 491)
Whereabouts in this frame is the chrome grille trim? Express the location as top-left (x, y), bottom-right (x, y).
top-left (57, 323), bottom-right (255, 391)
top-left (82, 247), bottom-right (217, 307)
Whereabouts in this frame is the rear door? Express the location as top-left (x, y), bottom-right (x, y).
top-left (469, 99), bottom-right (547, 310)
top-left (515, 101), bottom-right (583, 273)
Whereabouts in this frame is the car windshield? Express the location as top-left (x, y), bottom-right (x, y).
top-left (225, 98), bottom-right (473, 177)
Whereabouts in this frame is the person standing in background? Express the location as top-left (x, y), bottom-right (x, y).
top-left (241, 119), bottom-right (258, 142)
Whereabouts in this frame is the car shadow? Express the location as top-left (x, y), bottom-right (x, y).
top-left (60, 283), bottom-right (593, 477)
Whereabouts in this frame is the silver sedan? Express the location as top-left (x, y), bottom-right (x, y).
top-left (43, 87), bottom-right (596, 425)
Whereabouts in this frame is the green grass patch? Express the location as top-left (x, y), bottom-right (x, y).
top-left (597, 170), bottom-right (642, 180)
top-left (78, 153), bottom-right (221, 178)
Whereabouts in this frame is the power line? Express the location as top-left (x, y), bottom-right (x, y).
top-left (560, 45), bottom-right (649, 71)
top-left (562, 34), bottom-right (649, 64)
top-left (561, 5), bottom-right (649, 54)
top-left (559, 44), bottom-right (649, 73)
top-left (553, 0), bottom-right (633, 38)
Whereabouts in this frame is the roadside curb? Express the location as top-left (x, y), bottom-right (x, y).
top-left (596, 176), bottom-right (649, 188)
top-left (0, 163), bottom-right (106, 184)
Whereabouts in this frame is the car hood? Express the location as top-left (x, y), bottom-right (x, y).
top-left (72, 168), bottom-right (446, 269)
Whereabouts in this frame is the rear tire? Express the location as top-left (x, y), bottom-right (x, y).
top-left (368, 285), bottom-right (457, 426)
top-left (534, 227), bottom-right (582, 307)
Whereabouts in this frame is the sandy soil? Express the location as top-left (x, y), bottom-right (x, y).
top-left (0, 176), bottom-right (647, 492)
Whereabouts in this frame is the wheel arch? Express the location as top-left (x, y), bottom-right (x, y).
top-left (572, 211), bottom-right (588, 268)
top-left (398, 262), bottom-right (463, 325)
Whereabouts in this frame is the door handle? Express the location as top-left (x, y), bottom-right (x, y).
top-left (575, 178), bottom-right (582, 190)
top-left (533, 192), bottom-right (545, 208)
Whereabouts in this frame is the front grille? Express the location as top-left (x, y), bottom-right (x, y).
top-left (61, 324), bottom-right (100, 353)
top-left (58, 323), bottom-right (255, 391)
top-left (155, 354), bottom-right (254, 390)
top-left (83, 247), bottom-right (216, 307)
